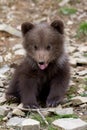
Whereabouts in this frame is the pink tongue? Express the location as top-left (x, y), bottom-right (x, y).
top-left (38, 64), bottom-right (48, 70)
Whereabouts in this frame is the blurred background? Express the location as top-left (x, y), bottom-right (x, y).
top-left (0, 0), bottom-right (87, 65)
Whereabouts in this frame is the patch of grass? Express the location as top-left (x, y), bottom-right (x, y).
top-left (0, 115), bottom-right (4, 122)
top-left (46, 114), bottom-right (59, 123)
top-left (83, 53), bottom-right (87, 57)
top-left (29, 110), bottom-right (78, 128)
top-left (48, 125), bottom-right (57, 130)
top-left (56, 114), bottom-right (78, 119)
top-left (80, 93), bottom-right (87, 97)
top-left (84, 86), bottom-right (87, 91)
top-left (59, 7), bottom-right (77, 15)
top-left (46, 114), bottom-right (77, 129)
top-left (28, 112), bottom-right (78, 129)
top-left (85, 78), bottom-right (87, 81)
top-left (76, 22), bottom-right (87, 38)
top-left (80, 78), bottom-right (87, 96)
top-left (30, 113), bottom-right (57, 129)
top-left (30, 113), bottom-right (46, 128)
top-left (67, 86), bottom-right (77, 99)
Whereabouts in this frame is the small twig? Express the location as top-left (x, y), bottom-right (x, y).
top-left (36, 109), bottom-right (49, 125)
top-left (7, 106), bottom-right (49, 112)
top-left (7, 106), bottom-right (49, 125)
top-left (62, 101), bottom-right (72, 107)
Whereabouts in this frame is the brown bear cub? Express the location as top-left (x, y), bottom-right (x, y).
top-left (6, 20), bottom-right (70, 108)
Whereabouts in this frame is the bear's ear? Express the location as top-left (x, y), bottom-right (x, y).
top-left (51, 20), bottom-right (64, 34)
top-left (21, 22), bottom-right (34, 36)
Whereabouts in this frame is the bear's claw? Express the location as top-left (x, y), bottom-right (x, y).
top-left (46, 97), bottom-right (61, 107)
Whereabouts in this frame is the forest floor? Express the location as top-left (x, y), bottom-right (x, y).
top-left (0, 0), bottom-right (87, 129)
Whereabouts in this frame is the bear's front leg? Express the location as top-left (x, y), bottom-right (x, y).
top-left (19, 76), bottom-right (39, 108)
top-left (5, 74), bottom-right (20, 102)
top-left (46, 70), bottom-right (70, 107)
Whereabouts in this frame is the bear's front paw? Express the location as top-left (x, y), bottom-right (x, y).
top-left (6, 94), bottom-right (19, 102)
top-left (23, 103), bottom-right (39, 109)
top-left (46, 97), bottom-right (61, 107)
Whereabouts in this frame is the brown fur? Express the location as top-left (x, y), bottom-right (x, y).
top-left (6, 20), bottom-right (70, 108)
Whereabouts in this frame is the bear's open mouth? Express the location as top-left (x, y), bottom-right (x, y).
top-left (38, 63), bottom-right (48, 70)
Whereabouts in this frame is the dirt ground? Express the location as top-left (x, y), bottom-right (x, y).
top-left (0, 0), bottom-right (87, 129)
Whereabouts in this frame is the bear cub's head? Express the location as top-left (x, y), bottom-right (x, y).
top-left (21, 20), bottom-right (64, 70)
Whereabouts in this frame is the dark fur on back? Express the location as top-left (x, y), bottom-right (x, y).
top-left (6, 20), bottom-right (70, 108)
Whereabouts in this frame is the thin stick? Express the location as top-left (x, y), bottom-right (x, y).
top-left (7, 106), bottom-right (49, 125)
top-left (36, 109), bottom-right (49, 125)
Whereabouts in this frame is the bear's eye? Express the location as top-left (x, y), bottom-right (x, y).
top-left (34, 45), bottom-right (38, 50)
top-left (46, 45), bottom-right (51, 50)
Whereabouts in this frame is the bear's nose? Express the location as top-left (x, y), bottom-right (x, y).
top-left (38, 61), bottom-right (44, 65)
